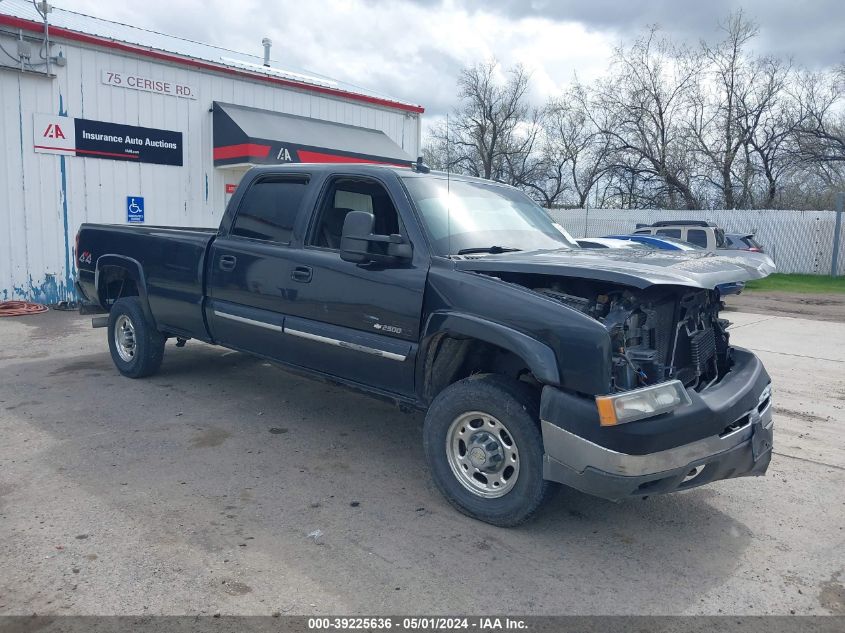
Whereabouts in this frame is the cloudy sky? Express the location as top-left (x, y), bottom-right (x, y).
top-left (53, 0), bottom-right (845, 124)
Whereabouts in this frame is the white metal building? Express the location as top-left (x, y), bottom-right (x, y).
top-left (0, 0), bottom-right (423, 303)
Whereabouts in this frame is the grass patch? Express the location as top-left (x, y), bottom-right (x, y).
top-left (745, 273), bottom-right (845, 294)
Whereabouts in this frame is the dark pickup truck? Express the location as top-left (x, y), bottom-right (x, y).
top-left (75, 164), bottom-right (775, 526)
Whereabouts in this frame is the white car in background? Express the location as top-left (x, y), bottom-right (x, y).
top-left (633, 220), bottom-right (726, 250)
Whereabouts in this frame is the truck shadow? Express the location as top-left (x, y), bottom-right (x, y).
top-left (4, 340), bottom-right (757, 614)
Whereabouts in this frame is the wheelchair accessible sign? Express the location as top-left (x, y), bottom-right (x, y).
top-left (127, 196), bottom-right (144, 223)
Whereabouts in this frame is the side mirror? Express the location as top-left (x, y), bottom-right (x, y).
top-left (339, 211), bottom-right (374, 263)
top-left (386, 240), bottom-right (413, 260)
top-left (340, 211), bottom-right (413, 265)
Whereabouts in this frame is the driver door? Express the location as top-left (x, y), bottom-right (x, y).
top-left (279, 174), bottom-right (428, 397)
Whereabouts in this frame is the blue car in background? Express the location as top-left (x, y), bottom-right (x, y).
top-left (604, 234), bottom-right (745, 296)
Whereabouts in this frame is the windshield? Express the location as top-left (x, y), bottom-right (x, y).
top-left (401, 176), bottom-right (577, 256)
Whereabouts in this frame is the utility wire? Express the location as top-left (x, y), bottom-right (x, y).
top-left (0, 40), bottom-right (21, 63)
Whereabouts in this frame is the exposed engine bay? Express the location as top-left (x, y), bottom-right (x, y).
top-left (475, 269), bottom-right (734, 393)
top-left (534, 282), bottom-right (731, 392)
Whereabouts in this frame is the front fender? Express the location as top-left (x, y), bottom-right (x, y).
top-left (422, 264), bottom-right (613, 395)
top-left (420, 311), bottom-right (560, 387)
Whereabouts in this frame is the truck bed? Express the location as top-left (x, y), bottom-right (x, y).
top-left (76, 223), bottom-right (217, 340)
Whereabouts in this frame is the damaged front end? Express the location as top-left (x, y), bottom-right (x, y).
top-left (450, 249), bottom-right (774, 500)
top-left (522, 276), bottom-right (774, 500)
top-left (523, 276), bottom-right (774, 500)
top-left (535, 283), bottom-right (731, 394)
top-left (453, 245), bottom-right (775, 398)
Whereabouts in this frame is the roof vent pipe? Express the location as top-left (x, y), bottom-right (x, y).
top-left (261, 38), bottom-right (272, 67)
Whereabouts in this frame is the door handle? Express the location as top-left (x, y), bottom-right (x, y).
top-left (219, 255), bottom-right (237, 271)
top-left (291, 265), bottom-right (312, 283)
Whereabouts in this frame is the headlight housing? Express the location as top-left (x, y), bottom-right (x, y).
top-left (595, 380), bottom-right (691, 426)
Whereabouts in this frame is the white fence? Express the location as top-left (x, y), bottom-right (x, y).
top-left (548, 208), bottom-right (845, 275)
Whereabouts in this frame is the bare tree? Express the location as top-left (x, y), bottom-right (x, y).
top-left (428, 61), bottom-right (534, 181)
top-left (794, 67), bottom-right (845, 166)
top-left (590, 27), bottom-right (703, 209)
top-left (742, 66), bottom-right (798, 207)
top-left (421, 122), bottom-right (449, 171)
top-left (499, 107), bottom-right (545, 191)
top-left (512, 126), bottom-right (571, 207)
top-left (691, 11), bottom-right (756, 208)
top-left (541, 85), bottom-right (613, 208)
top-left (422, 16), bottom-right (844, 211)
top-left (688, 11), bottom-right (794, 208)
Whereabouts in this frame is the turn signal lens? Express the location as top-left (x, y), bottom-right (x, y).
top-left (596, 380), bottom-right (691, 426)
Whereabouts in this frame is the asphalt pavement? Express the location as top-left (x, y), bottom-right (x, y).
top-left (0, 308), bottom-right (842, 615)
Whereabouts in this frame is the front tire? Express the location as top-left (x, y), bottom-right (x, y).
top-left (107, 297), bottom-right (165, 378)
top-left (423, 374), bottom-right (557, 526)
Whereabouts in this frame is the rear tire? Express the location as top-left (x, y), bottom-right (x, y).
top-left (107, 296), bottom-right (165, 378)
top-left (423, 374), bottom-right (557, 526)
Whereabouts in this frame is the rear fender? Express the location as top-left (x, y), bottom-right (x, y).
top-left (94, 255), bottom-right (156, 328)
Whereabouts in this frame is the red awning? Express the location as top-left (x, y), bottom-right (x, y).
top-left (212, 102), bottom-right (412, 167)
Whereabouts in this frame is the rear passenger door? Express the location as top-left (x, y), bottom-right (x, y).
top-left (206, 173), bottom-right (312, 359)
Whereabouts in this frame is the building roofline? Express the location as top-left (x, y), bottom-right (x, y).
top-left (0, 13), bottom-right (425, 115)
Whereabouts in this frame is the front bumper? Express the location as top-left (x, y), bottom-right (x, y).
top-left (540, 347), bottom-right (773, 501)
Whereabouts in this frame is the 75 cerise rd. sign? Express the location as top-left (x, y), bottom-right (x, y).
top-left (102, 70), bottom-right (197, 100)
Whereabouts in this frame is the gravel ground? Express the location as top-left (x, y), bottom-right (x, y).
top-left (0, 308), bottom-right (843, 616)
top-left (725, 291), bottom-right (845, 323)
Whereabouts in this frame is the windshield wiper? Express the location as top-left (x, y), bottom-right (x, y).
top-left (456, 246), bottom-right (522, 255)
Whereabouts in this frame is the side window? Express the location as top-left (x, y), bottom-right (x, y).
top-left (634, 229), bottom-right (652, 234)
top-left (687, 229), bottom-right (708, 248)
top-left (231, 177), bottom-right (309, 243)
top-left (334, 190), bottom-right (374, 213)
top-left (656, 228), bottom-right (682, 239)
top-left (309, 177), bottom-right (401, 250)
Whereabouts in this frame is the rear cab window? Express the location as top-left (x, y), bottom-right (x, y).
top-left (231, 176), bottom-right (310, 243)
top-left (656, 229), bottom-right (682, 239)
top-left (686, 229), bottom-right (708, 248)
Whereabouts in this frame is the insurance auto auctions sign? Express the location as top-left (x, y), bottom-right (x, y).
top-left (34, 114), bottom-right (183, 166)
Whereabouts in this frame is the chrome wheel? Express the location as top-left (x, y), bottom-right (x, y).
top-left (446, 411), bottom-right (520, 498)
top-left (114, 314), bottom-right (137, 362)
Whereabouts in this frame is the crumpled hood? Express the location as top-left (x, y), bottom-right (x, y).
top-left (454, 247), bottom-right (776, 290)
